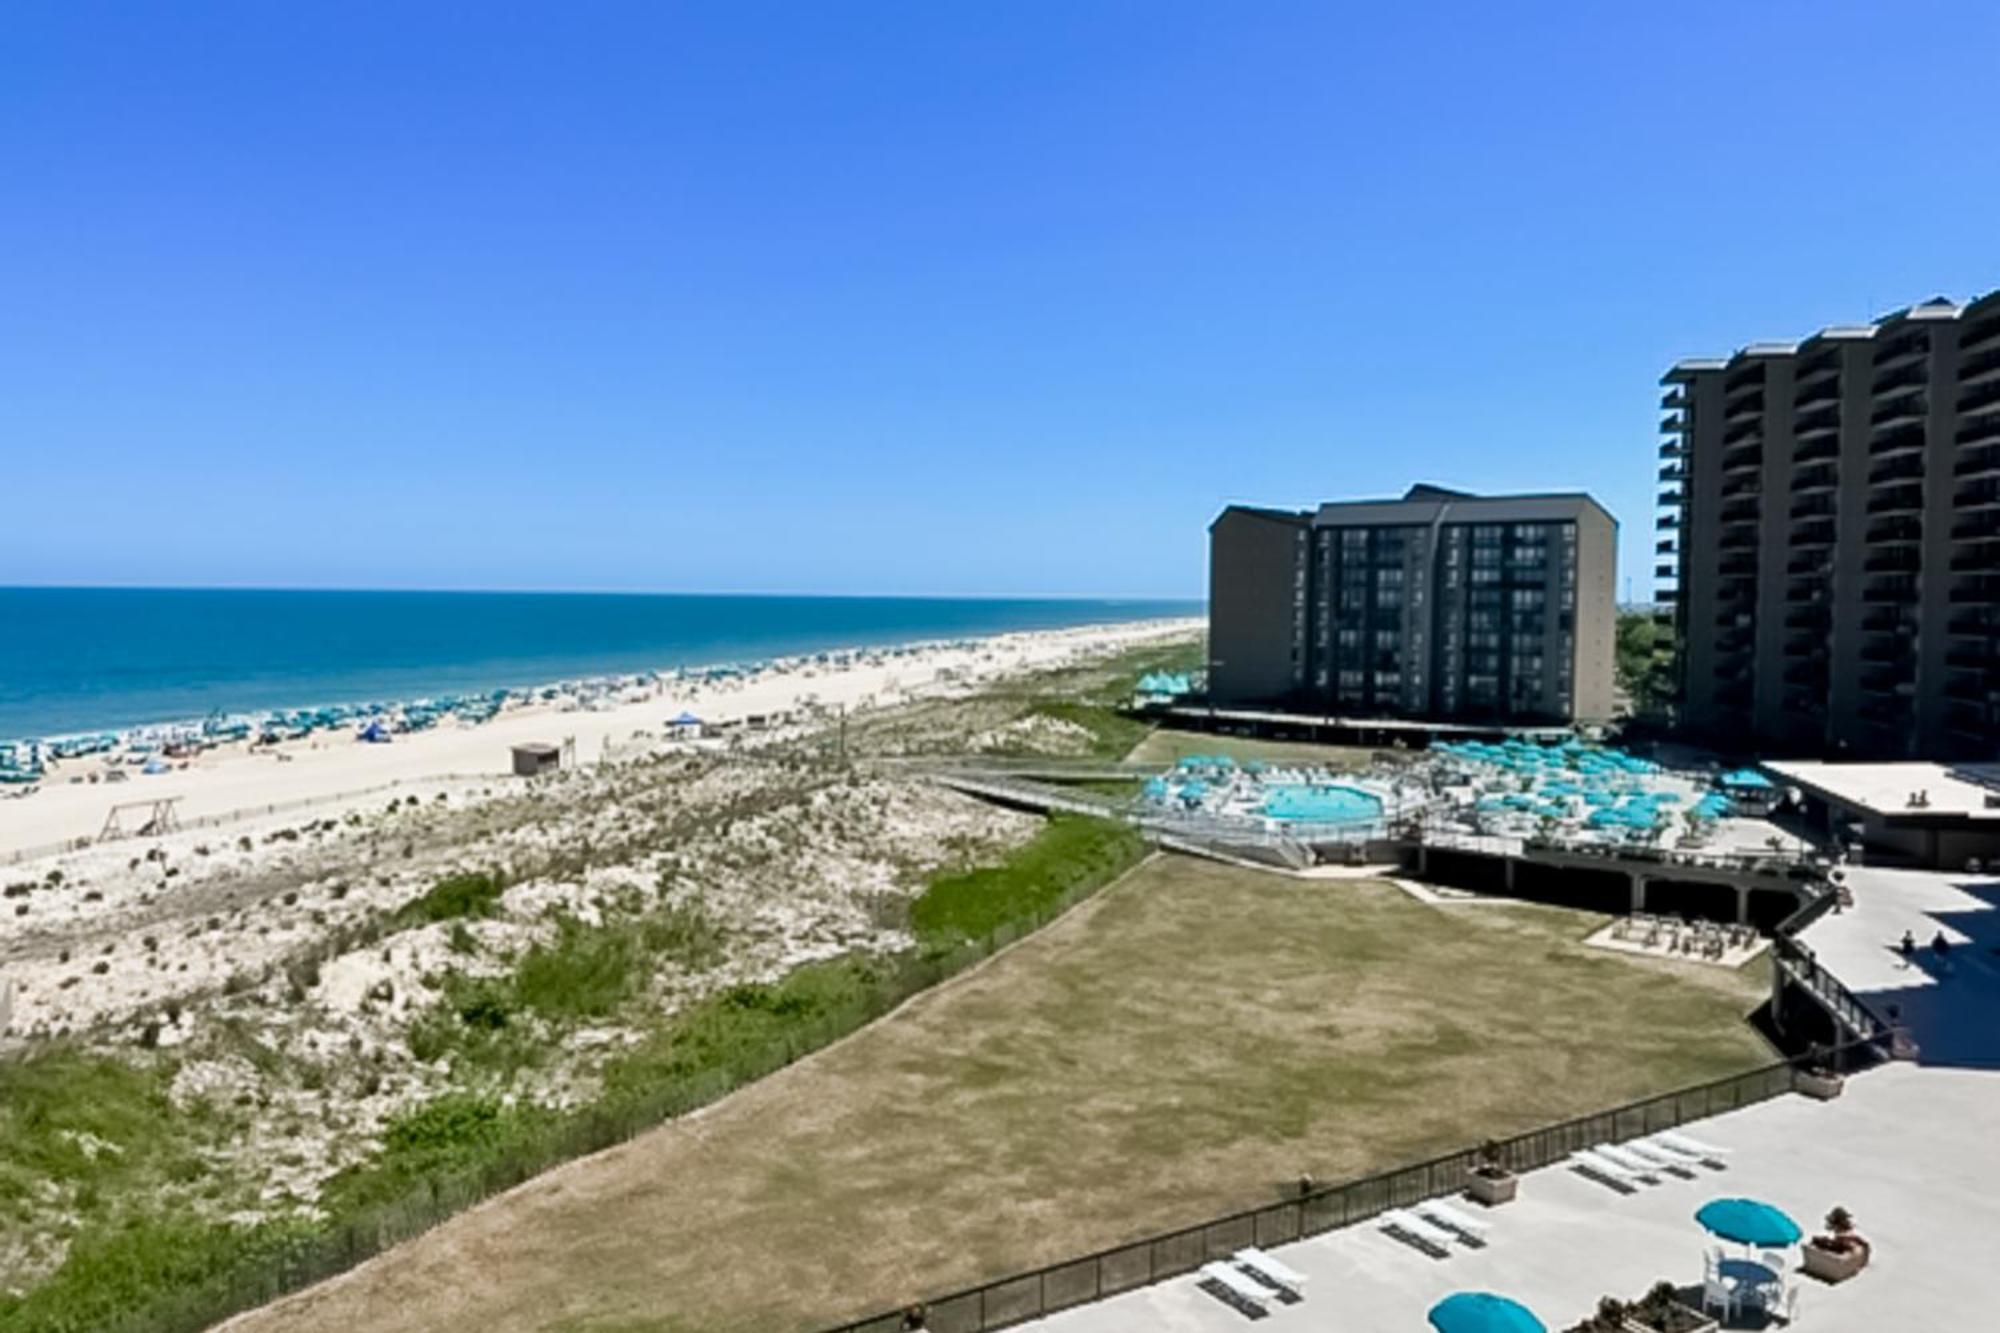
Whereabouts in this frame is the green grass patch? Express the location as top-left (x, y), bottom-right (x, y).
top-left (393, 870), bottom-right (504, 927)
top-left (909, 815), bottom-right (1145, 950)
top-left (1, 816), bottom-right (1143, 1333)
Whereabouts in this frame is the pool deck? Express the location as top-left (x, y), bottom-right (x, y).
top-left (1024, 1060), bottom-right (2000, 1332)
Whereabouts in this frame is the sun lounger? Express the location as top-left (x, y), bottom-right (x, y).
top-left (1379, 1208), bottom-right (1457, 1256)
top-left (1199, 1260), bottom-right (1276, 1316)
top-left (1569, 1148), bottom-right (1643, 1190)
top-left (1594, 1144), bottom-right (1665, 1181)
top-left (1625, 1140), bottom-right (1700, 1175)
top-left (1416, 1198), bottom-right (1492, 1242)
top-left (1232, 1247), bottom-right (1307, 1297)
top-left (1653, 1131), bottom-right (1730, 1165)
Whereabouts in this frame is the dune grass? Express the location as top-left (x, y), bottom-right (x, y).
top-left (222, 856), bottom-right (1774, 1333)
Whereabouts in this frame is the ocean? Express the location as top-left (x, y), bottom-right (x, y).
top-left (0, 587), bottom-right (1200, 742)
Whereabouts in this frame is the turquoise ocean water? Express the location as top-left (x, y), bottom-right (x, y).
top-left (0, 588), bottom-right (1200, 742)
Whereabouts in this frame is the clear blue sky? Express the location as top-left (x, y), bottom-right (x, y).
top-left (5, 2), bottom-right (1996, 599)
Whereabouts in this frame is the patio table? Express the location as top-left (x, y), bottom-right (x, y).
top-left (1718, 1257), bottom-right (1782, 1312)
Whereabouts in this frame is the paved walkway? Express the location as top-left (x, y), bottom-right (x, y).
top-left (1027, 1061), bottom-right (2000, 1332)
top-left (1799, 865), bottom-right (2000, 1067)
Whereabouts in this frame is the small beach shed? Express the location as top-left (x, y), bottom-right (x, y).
top-left (668, 711), bottom-right (705, 739)
top-left (511, 742), bottom-right (562, 777)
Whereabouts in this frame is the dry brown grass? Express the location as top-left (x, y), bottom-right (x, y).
top-left (229, 856), bottom-right (1772, 1333)
top-left (1121, 728), bottom-right (1377, 770)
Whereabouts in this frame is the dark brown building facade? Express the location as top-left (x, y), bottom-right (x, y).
top-left (1209, 485), bottom-right (1617, 725)
top-left (1660, 291), bottom-right (2000, 759)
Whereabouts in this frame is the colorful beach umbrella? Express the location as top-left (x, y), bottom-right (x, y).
top-left (1695, 1198), bottom-right (1801, 1247)
top-left (1428, 1291), bottom-right (1546, 1333)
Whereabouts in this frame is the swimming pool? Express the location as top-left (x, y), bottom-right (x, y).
top-left (1259, 783), bottom-right (1383, 824)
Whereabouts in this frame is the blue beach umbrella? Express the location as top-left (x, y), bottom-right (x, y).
top-left (1428, 1291), bottom-right (1546, 1333)
top-left (1696, 1198), bottom-right (1802, 1248)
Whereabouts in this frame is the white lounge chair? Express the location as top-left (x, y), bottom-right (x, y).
top-left (1653, 1130), bottom-right (1730, 1165)
top-left (1379, 1208), bottom-right (1457, 1256)
top-left (1569, 1148), bottom-right (1643, 1190)
top-left (1626, 1140), bottom-right (1700, 1175)
top-left (1199, 1261), bottom-right (1275, 1315)
top-left (1595, 1143), bottom-right (1665, 1181)
top-left (1415, 1198), bottom-right (1492, 1242)
top-left (1233, 1246), bottom-right (1306, 1296)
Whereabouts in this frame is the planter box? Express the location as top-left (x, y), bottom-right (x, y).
top-left (1621, 1315), bottom-right (1717, 1333)
top-left (1796, 1071), bottom-right (1845, 1100)
top-left (1466, 1170), bottom-right (1516, 1206)
top-left (1803, 1242), bottom-right (1869, 1283)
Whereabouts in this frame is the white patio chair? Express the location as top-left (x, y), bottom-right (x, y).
top-left (1415, 1198), bottom-right (1493, 1242)
top-left (1568, 1148), bottom-right (1642, 1191)
top-left (1701, 1274), bottom-right (1736, 1320)
top-left (1652, 1130), bottom-right (1730, 1165)
top-left (1626, 1141), bottom-right (1698, 1176)
top-left (1198, 1260), bottom-right (1274, 1316)
top-left (1784, 1285), bottom-right (1803, 1324)
top-left (1232, 1247), bottom-right (1306, 1297)
top-left (1379, 1208), bottom-right (1457, 1256)
top-left (1594, 1144), bottom-right (1664, 1182)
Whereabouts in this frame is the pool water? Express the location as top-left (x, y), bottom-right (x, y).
top-left (1260, 784), bottom-right (1383, 824)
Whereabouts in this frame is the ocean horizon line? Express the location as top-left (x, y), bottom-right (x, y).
top-left (0, 588), bottom-right (1201, 745)
top-left (0, 583), bottom-right (1205, 604)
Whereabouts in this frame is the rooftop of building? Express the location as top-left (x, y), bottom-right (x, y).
top-left (1213, 485), bottom-right (1614, 532)
top-left (1763, 760), bottom-right (2000, 824)
top-left (1664, 289), bottom-right (2000, 377)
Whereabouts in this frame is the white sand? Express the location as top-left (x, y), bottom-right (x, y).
top-left (0, 618), bottom-right (1199, 862)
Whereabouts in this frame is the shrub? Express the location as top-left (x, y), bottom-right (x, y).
top-left (394, 871), bottom-right (504, 927)
top-left (910, 816), bottom-right (1144, 949)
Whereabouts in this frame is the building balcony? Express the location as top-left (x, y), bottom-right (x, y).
top-left (1655, 563), bottom-right (1677, 581)
top-left (1866, 486), bottom-right (1925, 517)
top-left (1863, 548), bottom-right (1922, 575)
top-left (1795, 408), bottom-right (1840, 437)
top-left (1786, 551), bottom-right (1831, 576)
top-left (1861, 575), bottom-right (1920, 604)
top-left (1870, 395), bottom-right (1929, 429)
top-left (1658, 488), bottom-right (1683, 508)
top-left (1659, 439), bottom-right (1686, 459)
top-left (1964, 317), bottom-right (2000, 355)
top-left (1957, 482), bottom-right (2000, 512)
top-left (1793, 519), bottom-right (1836, 547)
top-left (1872, 362), bottom-right (1930, 397)
top-left (1872, 333), bottom-right (1929, 370)
top-left (1656, 538), bottom-right (1678, 555)
top-left (1661, 388), bottom-right (1687, 409)
top-left (1718, 554), bottom-right (1758, 578)
top-left (1656, 513), bottom-right (1680, 530)
top-left (1723, 420), bottom-right (1764, 447)
top-left (1793, 435), bottom-right (1840, 465)
top-left (1871, 426), bottom-right (1927, 457)
top-left (1791, 466), bottom-right (1838, 494)
top-left (1868, 516), bottom-right (1923, 545)
top-left (1718, 532), bottom-right (1758, 553)
top-left (1960, 378), bottom-right (2000, 418)
top-left (1959, 345), bottom-right (2000, 387)
top-left (1724, 395), bottom-right (1765, 424)
top-left (1863, 607), bottom-right (1918, 634)
top-left (1948, 610), bottom-right (1996, 638)
top-left (1959, 413), bottom-right (2000, 449)
top-left (1950, 576), bottom-right (2000, 605)
top-left (1868, 458), bottom-right (1925, 487)
top-left (1658, 463), bottom-right (1686, 482)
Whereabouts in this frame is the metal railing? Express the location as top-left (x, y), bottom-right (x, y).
top-left (821, 1059), bottom-right (1815, 1333)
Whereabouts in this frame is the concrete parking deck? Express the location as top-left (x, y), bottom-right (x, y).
top-left (1026, 1061), bottom-right (2000, 1332)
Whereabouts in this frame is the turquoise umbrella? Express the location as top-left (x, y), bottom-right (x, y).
top-left (1428, 1292), bottom-right (1546, 1333)
top-left (1696, 1198), bottom-right (1801, 1247)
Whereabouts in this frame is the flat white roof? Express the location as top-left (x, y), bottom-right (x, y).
top-left (1026, 1061), bottom-right (2000, 1333)
top-left (1764, 760), bottom-right (2000, 823)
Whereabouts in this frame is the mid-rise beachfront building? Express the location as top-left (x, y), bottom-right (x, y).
top-left (1208, 485), bottom-right (1618, 726)
top-left (1658, 291), bottom-right (2000, 760)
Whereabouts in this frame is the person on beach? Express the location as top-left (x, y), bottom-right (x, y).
top-left (1898, 929), bottom-right (1916, 966)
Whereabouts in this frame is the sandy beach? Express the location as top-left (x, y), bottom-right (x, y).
top-left (0, 617), bottom-right (1197, 863)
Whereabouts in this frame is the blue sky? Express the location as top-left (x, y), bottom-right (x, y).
top-left (4, 2), bottom-right (1996, 599)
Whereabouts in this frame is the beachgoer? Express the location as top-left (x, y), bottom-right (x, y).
top-left (1899, 929), bottom-right (1916, 962)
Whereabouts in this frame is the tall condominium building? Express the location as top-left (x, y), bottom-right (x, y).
top-left (1659, 291), bottom-right (2000, 760)
top-left (1209, 485), bottom-right (1617, 725)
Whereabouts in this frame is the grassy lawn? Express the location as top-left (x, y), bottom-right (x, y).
top-left (1123, 727), bottom-right (1376, 770)
top-left (236, 856), bottom-right (1772, 1333)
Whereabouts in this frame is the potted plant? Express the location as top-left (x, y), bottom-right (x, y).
top-left (1467, 1138), bottom-right (1517, 1205)
top-left (1794, 1045), bottom-right (1846, 1101)
top-left (1565, 1284), bottom-right (1715, 1333)
top-left (1803, 1206), bottom-right (1870, 1282)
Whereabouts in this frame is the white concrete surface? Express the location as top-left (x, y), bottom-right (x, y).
top-left (1767, 760), bottom-right (2000, 822)
top-left (1026, 1062), bottom-right (2000, 1332)
top-left (1800, 865), bottom-right (2000, 1067)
